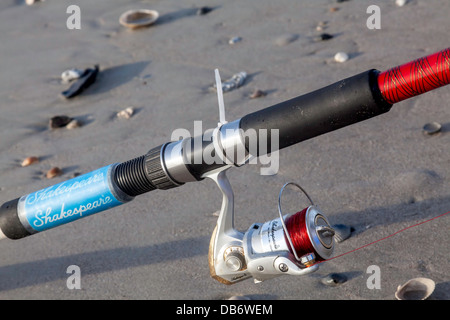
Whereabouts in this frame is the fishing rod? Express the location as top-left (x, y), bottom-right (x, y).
top-left (1, 48), bottom-right (449, 285)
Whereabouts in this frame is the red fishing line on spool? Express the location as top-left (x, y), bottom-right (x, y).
top-left (284, 207), bottom-right (325, 262)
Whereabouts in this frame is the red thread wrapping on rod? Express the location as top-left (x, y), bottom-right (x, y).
top-left (378, 47), bottom-right (450, 104)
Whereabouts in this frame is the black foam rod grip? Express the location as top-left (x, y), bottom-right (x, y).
top-left (239, 69), bottom-right (392, 155)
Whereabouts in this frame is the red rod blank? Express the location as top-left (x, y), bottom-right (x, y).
top-left (378, 47), bottom-right (450, 104)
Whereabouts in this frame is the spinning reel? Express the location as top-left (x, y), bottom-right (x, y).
top-left (206, 167), bottom-right (335, 284)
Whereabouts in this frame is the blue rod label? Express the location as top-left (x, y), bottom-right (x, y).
top-left (20, 165), bottom-right (123, 232)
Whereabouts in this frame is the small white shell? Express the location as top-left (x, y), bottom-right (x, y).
top-left (26, 0), bottom-right (45, 5)
top-left (61, 69), bottom-right (84, 83)
top-left (334, 52), bottom-right (349, 63)
top-left (117, 107), bottom-right (134, 119)
top-left (66, 119), bottom-right (81, 129)
top-left (396, 0), bottom-right (408, 7)
top-left (119, 9), bottom-right (159, 29)
top-left (228, 36), bottom-right (242, 45)
top-left (395, 278), bottom-right (435, 300)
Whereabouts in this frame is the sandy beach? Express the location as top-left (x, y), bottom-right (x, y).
top-left (0, 0), bottom-right (449, 300)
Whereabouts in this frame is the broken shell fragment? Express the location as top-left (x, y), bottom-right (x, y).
top-left (119, 9), bottom-right (159, 29)
top-left (117, 107), bottom-right (134, 119)
top-left (321, 273), bottom-right (347, 287)
top-left (332, 224), bottom-right (353, 243)
top-left (314, 33), bottom-right (334, 42)
top-left (66, 119), bottom-right (81, 129)
top-left (197, 6), bottom-right (213, 16)
top-left (227, 296), bottom-right (251, 300)
top-left (49, 115), bottom-right (73, 129)
top-left (395, 278), bottom-right (435, 300)
top-left (396, 0), bottom-right (408, 7)
top-left (46, 167), bottom-right (62, 179)
top-left (61, 69), bottom-right (84, 83)
top-left (26, 0), bottom-right (45, 5)
top-left (250, 89), bottom-right (266, 99)
top-left (21, 156), bottom-right (39, 167)
top-left (61, 65), bottom-right (99, 99)
top-left (228, 36), bottom-right (242, 45)
top-left (213, 71), bottom-right (247, 93)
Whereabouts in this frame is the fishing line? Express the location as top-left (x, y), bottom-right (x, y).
top-left (275, 183), bottom-right (448, 269)
top-left (314, 209), bottom-right (450, 265)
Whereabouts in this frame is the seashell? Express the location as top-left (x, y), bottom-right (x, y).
top-left (61, 65), bottom-right (99, 99)
top-left (321, 273), bottom-right (347, 287)
top-left (395, 278), bottom-right (435, 300)
top-left (316, 33), bottom-right (333, 41)
top-left (423, 122), bottom-right (441, 135)
top-left (21, 156), bottom-right (39, 167)
top-left (197, 6), bottom-right (213, 16)
top-left (316, 21), bottom-right (328, 31)
top-left (26, 0), bottom-right (45, 5)
top-left (119, 9), bottom-right (159, 29)
top-left (213, 72), bottom-right (247, 93)
top-left (250, 89), bottom-right (266, 99)
top-left (46, 167), bottom-right (62, 179)
top-left (228, 36), bottom-right (242, 45)
top-left (66, 119), bottom-right (81, 129)
top-left (334, 52), bottom-right (349, 63)
top-left (396, 0), bottom-right (408, 7)
top-left (332, 224), bottom-right (353, 243)
top-left (227, 295), bottom-right (251, 300)
top-left (61, 69), bottom-right (84, 83)
top-left (117, 107), bottom-right (134, 119)
top-left (49, 115), bottom-right (73, 129)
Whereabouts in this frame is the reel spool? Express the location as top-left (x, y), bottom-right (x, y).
top-left (250, 198), bottom-right (335, 267)
top-left (284, 206), bottom-right (334, 265)
top-left (279, 183), bottom-right (334, 264)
